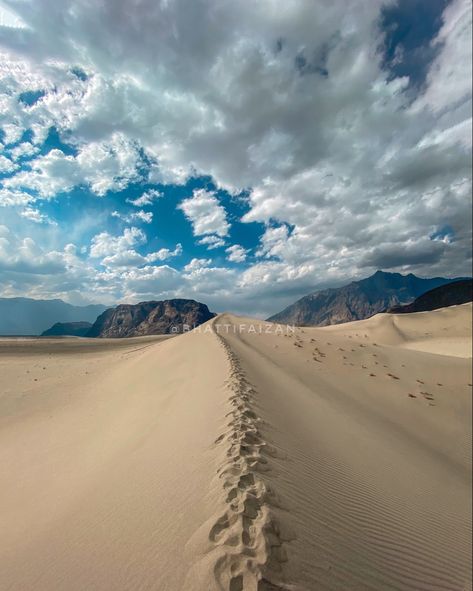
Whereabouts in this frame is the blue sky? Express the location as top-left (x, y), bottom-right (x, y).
top-left (381, 0), bottom-right (449, 88)
top-left (0, 0), bottom-right (471, 316)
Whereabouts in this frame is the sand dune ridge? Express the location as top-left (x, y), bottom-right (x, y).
top-left (0, 306), bottom-right (471, 590)
top-left (205, 317), bottom-right (290, 590)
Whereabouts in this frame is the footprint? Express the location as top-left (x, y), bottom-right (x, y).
top-left (243, 495), bottom-right (262, 519)
top-left (238, 473), bottom-right (255, 489)
top-left (209, 514), bottom-right (231, 542)
top-left (230, 575), bottom-right (243, 591)
top-left (226, 488), bottom-right (239, 502)
top-left (258, 578), bottom-right (286, 590)
top-left (212, 334), bottom-right (290, 588)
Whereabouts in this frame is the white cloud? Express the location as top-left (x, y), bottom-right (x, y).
top-left (0, 0), bottom-right (471, 315)
top-left (147, 243), bottom-right (182, 262)
top-left (182, 264), bottom-right (237, 298)
top-left (90, 227), bottom-right (146, 258)
top-left (0, 155), bottom-right (17, 173)
top-left (120, 264), bottom-right (182, 298)
top-left (3, 134), bottom-right (145, 198)
top-left (100, 246), bottom-right (182, 268)
top-left (415, 0), bottom-right (472, 116)
top-left (184, 257), bottom-right (212, 272)
top-left (126, 189), bottom-right (163, 207)
top-left (134, 210), bottom-right (153, 223)
top-left (91, 226), bottom-right (181, 269)
top-left (226, 244), bottom-right (248, 263)
top-left (179, 189), bottom-right (230, 237)
top-left (197, 234), bottom-right (226, 250)
top-left (0, 224), bottom-right (114, 305)
top-left (255, 225), bottom-right (290, 258)
top-left (1, 123), bottom-right (23, 146)
top-left (99, 249), bottom-right (146, 268)
top-left (0, 4), bottom-right (27, 28)
top-left (0, 226), bottom-right (66, 275)
top-left (0, 188), bottom-right (34, 206)
top-left (3, 149), bottom-right (80, 197)
top-left (76, 133), bottom-right (144, 195)
top-left (111, 209), bottom-right (153, 223)
top-left (20, 206), bottom-right (57, 225)
top-left (9, 142), bottom-right (39, 160)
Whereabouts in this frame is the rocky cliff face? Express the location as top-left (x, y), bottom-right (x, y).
top-left (267, 271), bottom-right (465, 326)
top-left (387, 280), bottom-right (472, 314)
top-left (86, 299), bottom-right (215, 337)
top-left (41, 321), bottom-right (92, 337)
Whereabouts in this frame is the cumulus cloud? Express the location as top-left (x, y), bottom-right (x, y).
top-left (0, 188), bottom-right (34, 206)
top-left (131, 210), bottom-right (153, 224)
top-left (3, 149), bottom-right (78, 197)
top-left (20, 206), bottom-right (57, 225)
top-left (126, 189), bottom-right (163, 207)
top-left (89, 227), bottom-right (146, 258)
top-left (184, 257), bottom-right (212, 272)
top-left (226, 244), bottom-right (248, 263)
top-left (3, 134), bottom-right (145, 198)
top-left (197, 235), bottom-right (226, 250)
top-left (255, 225), bottom-right (290, 259)
top-left (8, 142), bottom-right (39, 160)
top-left (120, 264), bottom-right (182, 298)
top-left (147, 243), bottom-right (183, 263)
top-left (111, 209), bottom-right (153, 224)
top-left (0, 0), bottom-right (471, 314)
top-left (0, 225), bottom-right (67, 275)
top-left (90, 227), bottom-right (181, 269)
top-left (1, 123), bottom-right (24, 146)
top-left (179, 189), bottom-right (230, 237)
top-left (0, 154), bottom-right (17, 173)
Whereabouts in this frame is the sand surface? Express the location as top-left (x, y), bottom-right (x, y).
top-left (0, 305), bottom-right (471, 590)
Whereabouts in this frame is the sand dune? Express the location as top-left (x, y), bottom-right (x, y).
top-left (0, 306), bottom-right (471, 590)
top-left (324, 303), bottom-right (472, 357)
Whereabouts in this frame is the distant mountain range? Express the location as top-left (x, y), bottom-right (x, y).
top-left (0, 297), bottom-right (107, 335)
top-left (86, 299), bottom-right (215, 337)
top-left (267, 271), bottom-right (468, 326)
top-left (4, 274), bottom-right (470, 337)
top-left (387, 279), bottom-right (472, 314)
top-left (41, 321), bottom-right (93, 337)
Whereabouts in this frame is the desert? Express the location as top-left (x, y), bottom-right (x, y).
top-left (1, 304), bottom-right (471, 590)
top-left (0, 1), bottom-right (472, 588)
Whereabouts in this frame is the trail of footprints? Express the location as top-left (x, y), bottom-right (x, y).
top-left (211, 330), bottom-right (290, 591)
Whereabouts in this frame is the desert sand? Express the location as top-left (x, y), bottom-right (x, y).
top-left (0, 304), bottom-right (471, 590)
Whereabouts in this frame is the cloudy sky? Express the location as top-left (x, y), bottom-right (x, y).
top-left (0, 0), bottom-right (471, 316)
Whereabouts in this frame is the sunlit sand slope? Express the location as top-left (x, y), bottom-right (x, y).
top-left (0, 306), bottom-right (471, 590)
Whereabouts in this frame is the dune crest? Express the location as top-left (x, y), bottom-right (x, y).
top-left (208, 321), bottom-right (289, 590)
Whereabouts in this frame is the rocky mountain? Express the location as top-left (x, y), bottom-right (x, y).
top-left (0, 297), bottom-right (107, 335)
top-left (387, 279), bottom-right (472, 314)
top-left (41, 321), bottom-right (93, 337)
top-left (267, 271), bottom-right (467, 327)
top-left (86, 299), bottom-right (215, 337)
